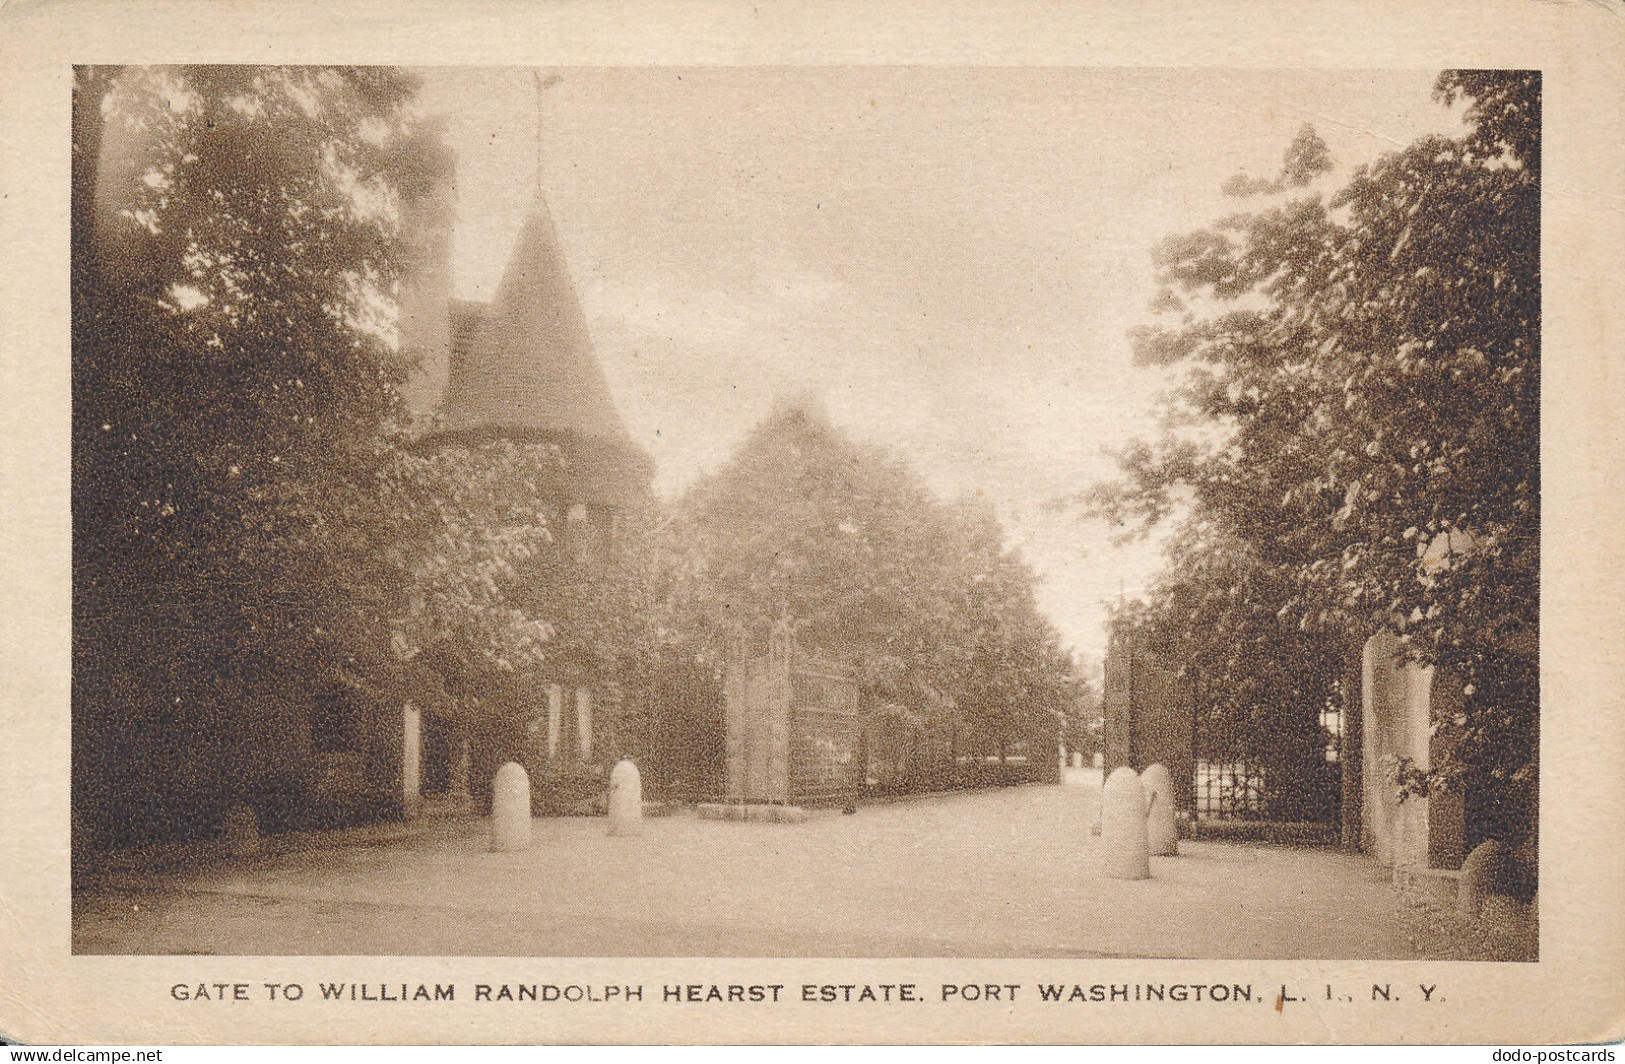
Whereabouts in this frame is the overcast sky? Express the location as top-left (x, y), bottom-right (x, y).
top-left (415, 67), bottom-right (1465, 663)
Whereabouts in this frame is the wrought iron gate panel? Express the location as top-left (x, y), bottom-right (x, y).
top-left (1194, 758), bottom-right (1268, 820)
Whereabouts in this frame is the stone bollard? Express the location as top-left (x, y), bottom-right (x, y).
top-left (1141, 763), bottom-right (1179, 857)
top-left (607, 759), bottom-right (643, 837)
top-left (490, 761), bottom-right (532, 853)
top-left (1457, 838), bottom-right (1510, 920)
top-left (221, 803), bottom-right (261, 857)
top-left (1101, 766), bottom-right (1151, 880)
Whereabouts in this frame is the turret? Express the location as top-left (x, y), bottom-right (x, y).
top-left (425, 199), bottom-right (652, 507)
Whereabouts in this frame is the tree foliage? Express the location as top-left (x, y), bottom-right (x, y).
top-left (1087, 72), bottom-right (1539, 833)
top-left (71, 67), bottom-right (479, 841)
top-left (386, 439), bottom-right (563, 711)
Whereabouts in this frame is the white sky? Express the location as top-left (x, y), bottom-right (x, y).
top-left (415, 67), bottom-right (1466, 663)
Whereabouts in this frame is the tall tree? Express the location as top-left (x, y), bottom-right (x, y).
top-left (1085, 72), bottom-right (1539, 840)
top-left (73, 67), bottom-right (451, 843)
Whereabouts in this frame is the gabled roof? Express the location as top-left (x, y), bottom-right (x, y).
top-left (436, 198), bottom-right (634, 447)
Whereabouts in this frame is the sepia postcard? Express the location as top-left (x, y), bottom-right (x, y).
top-left (2, 0), bottom-right (1623, 1047)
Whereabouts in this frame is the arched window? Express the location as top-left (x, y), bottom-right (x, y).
top-left (576, 687), bottom-right (593, 759)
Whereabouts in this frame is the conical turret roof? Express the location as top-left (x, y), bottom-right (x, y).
top-left (437, 198), bottom-right (633, 446)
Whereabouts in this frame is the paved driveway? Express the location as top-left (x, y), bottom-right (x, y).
top-left (73, 768), bottom-right (1419, 958)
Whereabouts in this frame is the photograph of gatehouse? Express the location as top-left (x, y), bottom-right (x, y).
top-left (70, 66), bottom-right (1537, 960)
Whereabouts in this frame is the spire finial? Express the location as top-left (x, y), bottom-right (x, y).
top-left (531, 71), bottom-right (563, 198)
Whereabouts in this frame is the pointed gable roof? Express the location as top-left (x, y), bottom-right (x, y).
top-left (437, 199), bottom-right (633, 446)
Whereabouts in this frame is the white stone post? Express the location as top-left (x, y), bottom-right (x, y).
top-left (1102, 766), bottom-right (1152, 880)
top-left (608, 759), bottom-right (642, 837)
top-left (1142, 762), bottom-right (1179, 856)
top-left (402, 704), bottom-right (421, 820)
top-left (490, 761), bottom-right (532, 852)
